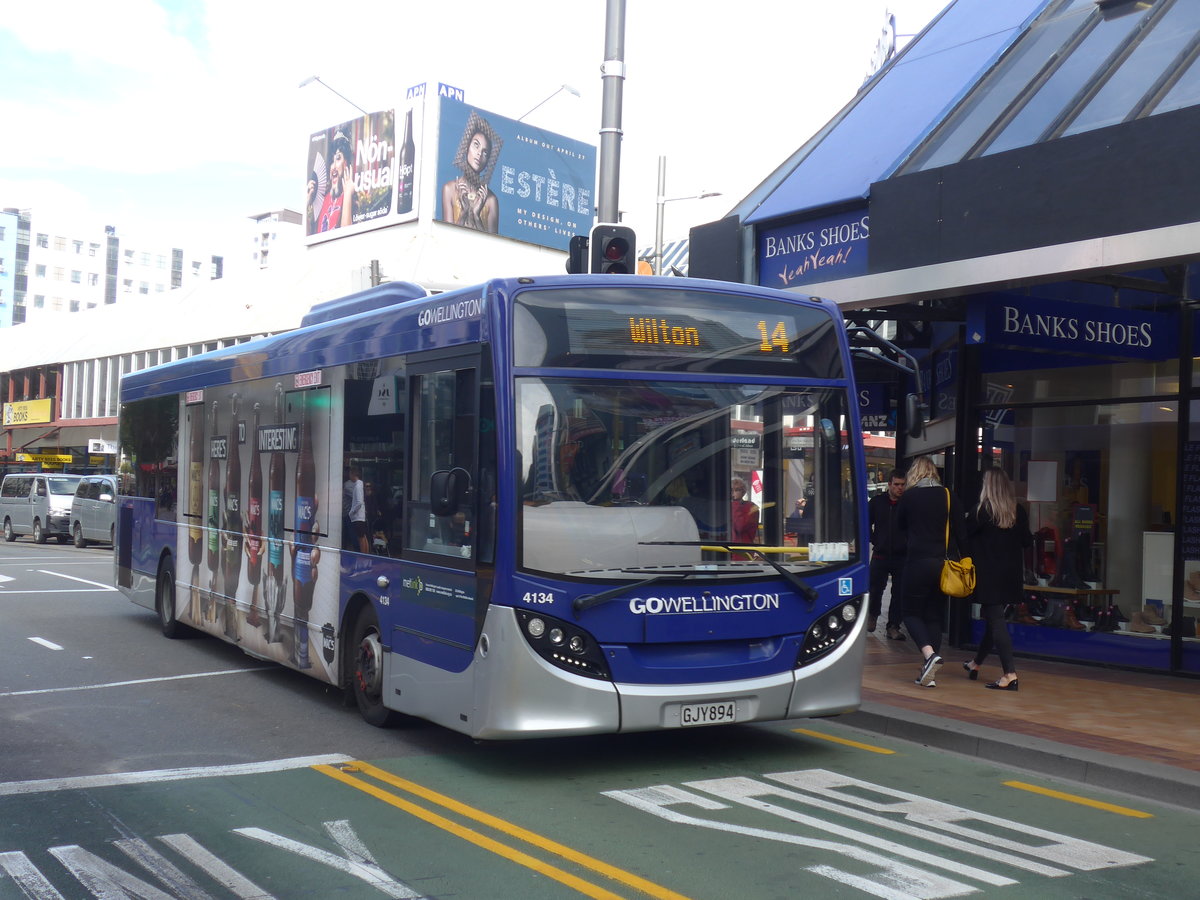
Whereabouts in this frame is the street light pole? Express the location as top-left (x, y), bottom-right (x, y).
top-left (518, 83), bottom-right (581, 121)
top-left (298, 75), bottom-right (369, 117)
top-left (653, 155), bottom-right (721, 275)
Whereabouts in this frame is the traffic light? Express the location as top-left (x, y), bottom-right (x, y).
top-left (566, 234), bottom-right (589, 274)
top-left (589, 224), bottom-right (637, 274)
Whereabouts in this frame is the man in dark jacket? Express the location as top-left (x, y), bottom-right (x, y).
top-left (867, 469), bottom-right (907, 639)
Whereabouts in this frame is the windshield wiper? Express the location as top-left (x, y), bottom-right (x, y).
top-left (638, 541), bottom-right (821, 609)
top-left (574, 572), bottom-right (690, 613)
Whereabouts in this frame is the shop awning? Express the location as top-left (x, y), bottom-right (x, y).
top-left (741, 0), bottom-right (1049, 225)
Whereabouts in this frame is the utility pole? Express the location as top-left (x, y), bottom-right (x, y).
top-left (596, 0), bottom-right (625, 225)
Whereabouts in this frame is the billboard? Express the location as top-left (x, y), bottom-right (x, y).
top-left (435, 97), bottom-right (596, 251)
top-left (304, 99), bottom-right (422, 243)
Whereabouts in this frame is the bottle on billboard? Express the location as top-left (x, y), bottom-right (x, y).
top-left (397, 107), bottom-right (415, 215)
top-left (245, 401), bottom-right (264, 628)
top-left (267, 384), bottom-right (286, 641)
top-left (291, 390), bottom-right (319, 670)
top-left (187, 401), bottom-right (205, 620)
top-left (188, 404), bottom-right (205, 566)
top-left (206, 400), bottom-right (221, 617)
top-left (222, 393), bottom-right (243, 638)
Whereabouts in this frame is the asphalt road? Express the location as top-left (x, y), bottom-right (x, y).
top-left (2, 540), bottom-right (1197, 899)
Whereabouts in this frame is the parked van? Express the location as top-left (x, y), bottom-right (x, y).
top-left (70, 474), bottom-right (118, 547)
top-left (1, 473), bottom-right (84, 543)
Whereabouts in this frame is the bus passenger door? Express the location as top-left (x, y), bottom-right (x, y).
top-left (397, 356), bottom-right (480, 674)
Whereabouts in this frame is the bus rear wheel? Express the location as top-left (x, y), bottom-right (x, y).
top-left (32, 520), bottom-right (45, 544)
top-left (351, 607), bottom-right (399, 728)
top-left (156, 558), bottom-right (184, 639)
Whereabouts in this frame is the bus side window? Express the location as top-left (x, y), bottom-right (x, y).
top-left (407, 366), bottom-right (477, 559)
top-left (341, 359), bottom-right (407, 558)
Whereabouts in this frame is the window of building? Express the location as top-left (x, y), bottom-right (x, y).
top-left (124, 249), bottom-right (134, 261)
top-left (69, 300), bottom-right (79, 312)
top-left (89, 243), bottom-right (100, 257)
top-left (36, 233), bottom-right (48, 248)
top-left (140, 252), bottom-right (151, 266)
top-left (156, 254), bottom-right (167, 269)
top-left (123, 279), bottom-right (133, 293)
top-left (33, 295), bottom-right (44, 308)
top-left (53, 267), bottom-right (64, 281)
top-left (139, 281), bottom-right (149, 294)
top-left (71, 270), bottom-right (82, 284)
top-left (88, 273), bottom-right (99, 286)
top-left (73, 240), bottom-right (83, 254)
top-left (35, 264), bottom-right (46, 278)
top-left (54, 236), bottom-right (66, 252)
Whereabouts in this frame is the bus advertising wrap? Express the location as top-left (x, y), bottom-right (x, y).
top-left (305, 99), bottom-right (423, 243)
top-left (435, 97), bottom-right (596, 251)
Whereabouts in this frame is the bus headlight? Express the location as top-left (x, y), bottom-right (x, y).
top-left (515, 610), bottom-right (611, 680)
top-left (797, 597), bottom-right (862, 666)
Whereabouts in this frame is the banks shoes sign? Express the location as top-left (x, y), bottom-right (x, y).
top-left (967, 294), bottom-right (1177, 361)
top-left (758, 208), bottom-right (870, 289)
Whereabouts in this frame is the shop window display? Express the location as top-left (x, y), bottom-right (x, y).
top-left (973, 397), bottom-right (1187, 671)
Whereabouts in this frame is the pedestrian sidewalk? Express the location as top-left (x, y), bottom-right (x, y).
top-left (830, 628), bottom-right (1200, 810)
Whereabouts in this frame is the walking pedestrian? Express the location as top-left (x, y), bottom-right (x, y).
top-left (963, 468), bottom-right (1032, 690)
top-left (896, 456), bottom-right (967, 687)
top-left (867, 468), bottom-right (907, 639)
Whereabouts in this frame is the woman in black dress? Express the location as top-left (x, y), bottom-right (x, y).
top-left (963, 468), bottom-right (1032, 690)
top-left (896, 455), bottom-right (967, 687)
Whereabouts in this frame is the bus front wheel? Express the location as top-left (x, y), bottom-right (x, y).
top-left (351, 607), bottom-right (399, 728)
top-left (3, 519), bottom-right (14, 542)
top-left (156, 558), bottom-right (184, 639)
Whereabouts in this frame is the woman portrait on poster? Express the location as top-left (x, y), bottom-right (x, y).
top-left (308, 130), bottom-right (355, 234)
top-left (440, 111), bottom-right (502, 233)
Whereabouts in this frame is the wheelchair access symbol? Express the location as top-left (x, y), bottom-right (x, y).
top-left (838, 577), bottom-right (853, 596)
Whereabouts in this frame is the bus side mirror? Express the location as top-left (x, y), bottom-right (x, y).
top-left (430, 467), bottom-right (472, 517)
top-left (905, 393), bottom-right (926, 439)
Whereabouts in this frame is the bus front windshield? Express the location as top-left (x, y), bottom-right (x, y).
top-left (516, 378), bottom-right (859, 579)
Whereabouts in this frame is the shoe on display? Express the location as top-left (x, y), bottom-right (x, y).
top-left (1015, 602), bottom-right (1038, 625)
top-left (918, 654), bottom-right (943, 686)
top-left (1063, 606), bottom-right (1086, 631)
top-left (1141, 605), bottom-right (1166, 626)
top-left (886, 624), bottom-right (906, 641)
top-left (1128, 611), bottom-right (1156, 634)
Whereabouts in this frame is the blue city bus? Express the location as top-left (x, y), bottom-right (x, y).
top-left (115, 275), bottom-right (872, 738)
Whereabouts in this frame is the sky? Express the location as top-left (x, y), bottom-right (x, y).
top-left (0, 0), bottom-right (950, 264)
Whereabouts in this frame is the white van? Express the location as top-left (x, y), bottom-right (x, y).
top-left (70, 474), bottom-right (118, 547)
top-left (1, 473), bottom-right (84, 543)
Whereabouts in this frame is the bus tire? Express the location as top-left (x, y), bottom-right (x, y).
top-left (351, 606), bottom-right (399, 728)
top-left (156, 558), bottom-right (184, 639)
top-left (3, 519), bottom-right (14, 542)
top-left (33, 520), bottom-right (46, 544)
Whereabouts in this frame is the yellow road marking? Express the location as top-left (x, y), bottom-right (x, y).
top-left (1003, 781), bottom-right (1154, 818)
top-left (792, 728), bottom-right (896, 754)
top-left (314, 761), bottom-right (693, 900)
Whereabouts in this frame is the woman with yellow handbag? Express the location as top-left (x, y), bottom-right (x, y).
top-left (896, 456), bottom-right (967, 687)
top-left (963, 468), bottom-right (1033, 691)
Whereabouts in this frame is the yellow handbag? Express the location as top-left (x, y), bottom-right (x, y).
top-left (940, 488), bottom-right (976, 598)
